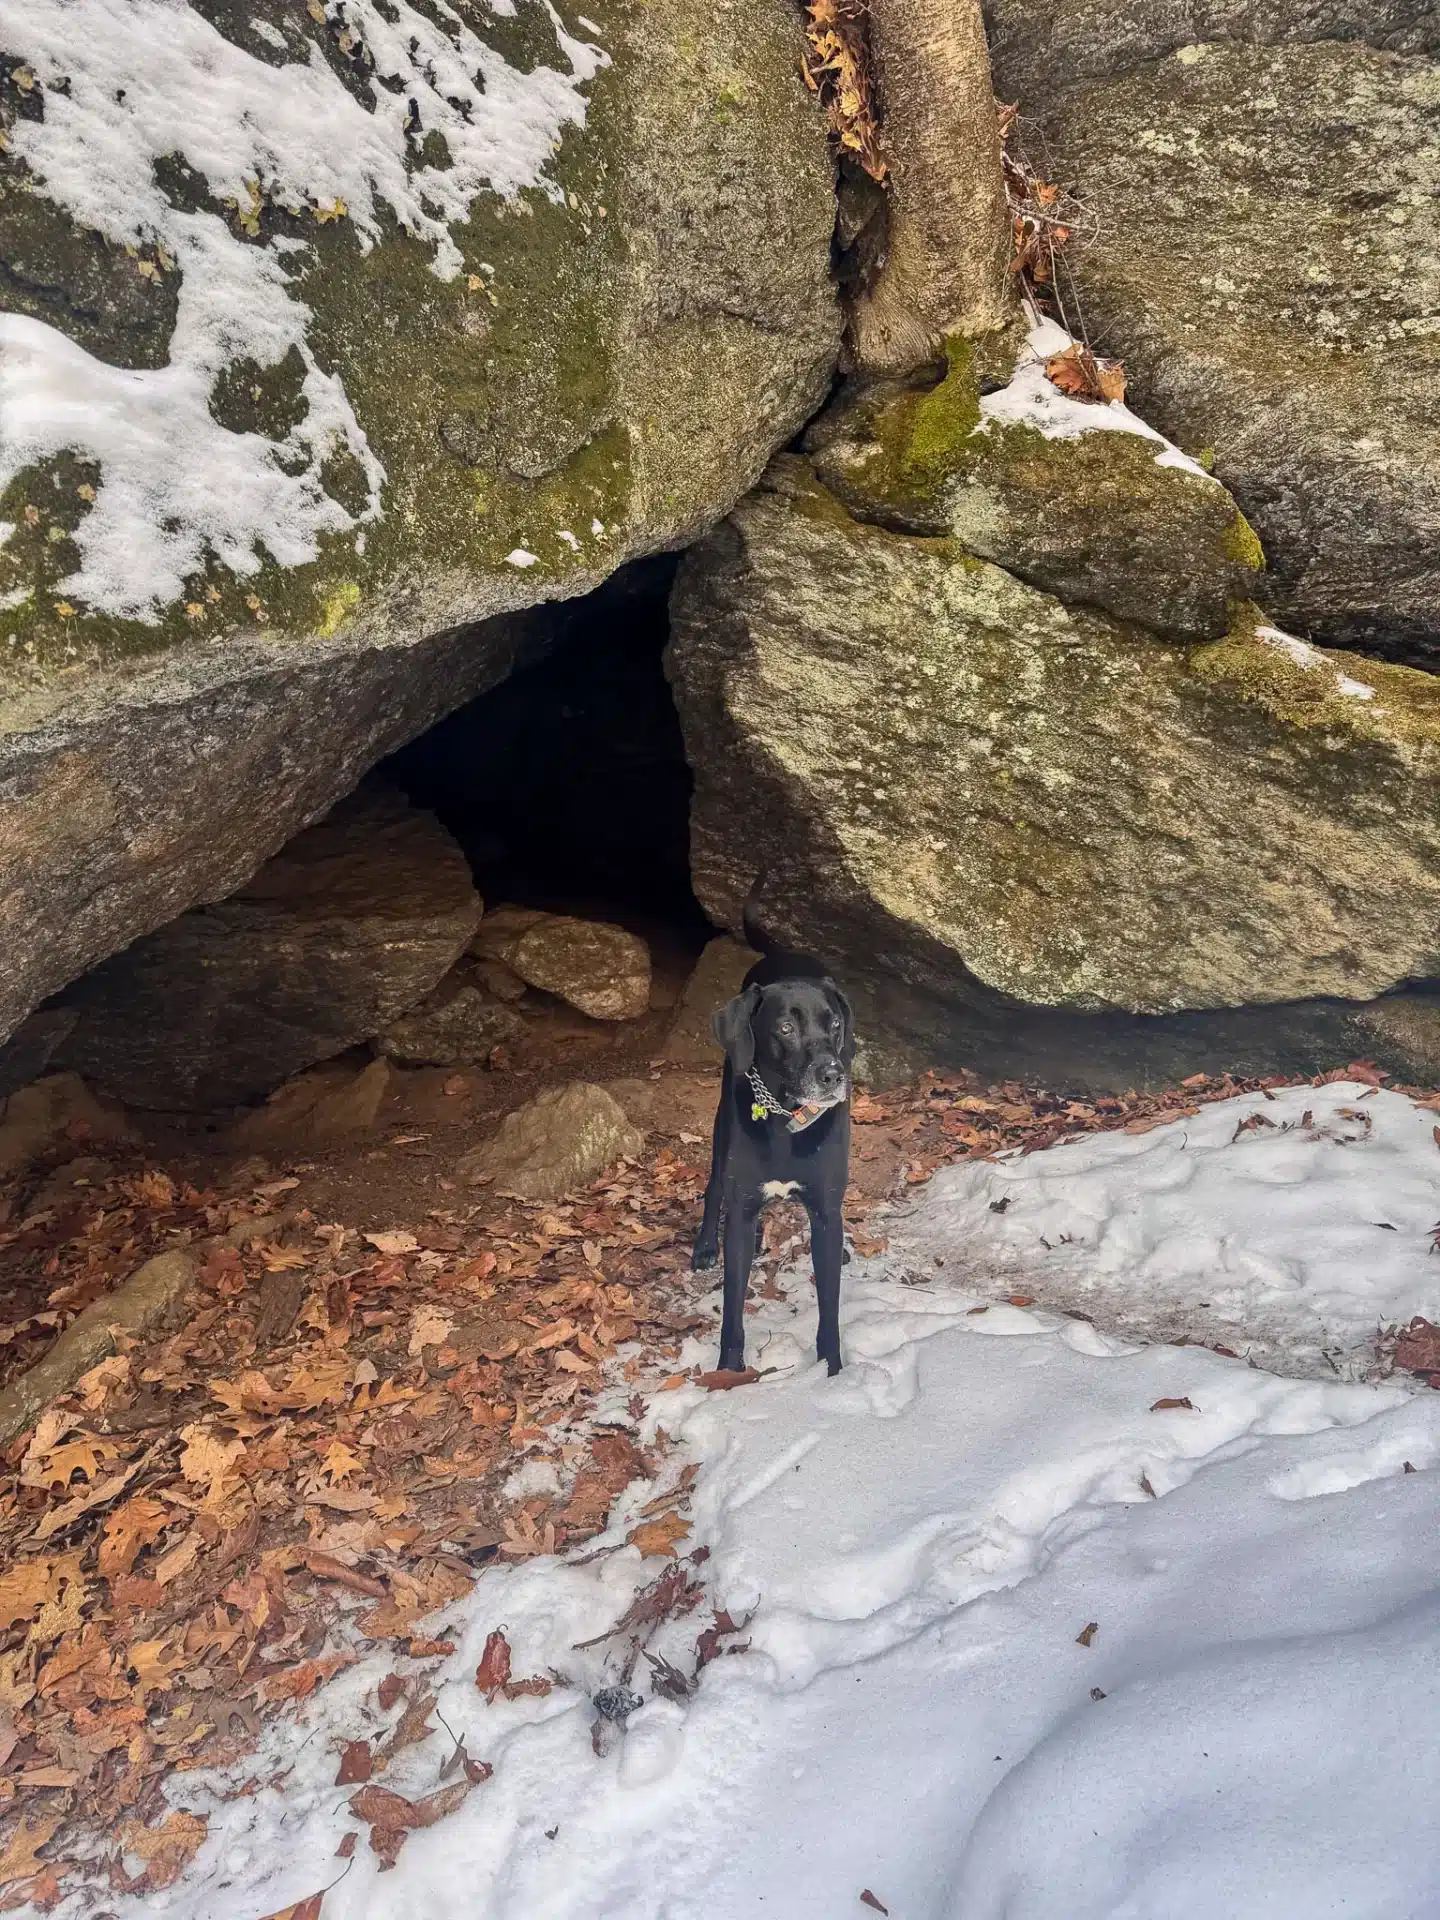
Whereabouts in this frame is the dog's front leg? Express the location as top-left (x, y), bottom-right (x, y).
top-left (692, 1067), bottom-right (733, 1272)
top-left (808, 1203), bottom-right (845, 1376)
top-left (718, 1193), bottom-right (760, 1373)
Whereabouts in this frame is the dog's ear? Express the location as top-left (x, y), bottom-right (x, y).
top-left (826, 985), bottom-right (855, 1067)
top-left (712, 985), bottom-right (760, 1077)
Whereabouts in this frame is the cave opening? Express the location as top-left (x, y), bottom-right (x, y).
top-left (383, 551), bottom-right (713, 961)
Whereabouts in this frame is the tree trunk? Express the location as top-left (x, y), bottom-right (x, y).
top-left (849, 0), bottom-right (1013, 373)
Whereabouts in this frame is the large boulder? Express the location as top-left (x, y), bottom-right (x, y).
top-left (0, 0), bottom-right (840, 1049)
top-left (53, 787), bottom-right (480, 1109)
top-left (667, 460), bottom-right (1440, 1071)
top-left (804, 323), bottom-right (1262, 639)
top-left (1019, 40), bottom-right (1440, 665)
top-left (984, 0), bottom-right (1438, 103)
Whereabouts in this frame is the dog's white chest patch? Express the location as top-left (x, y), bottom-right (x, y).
top-left (761, 1179), bottom-right (802, 1201)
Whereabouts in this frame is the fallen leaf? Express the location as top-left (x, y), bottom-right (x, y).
top-left (366, 1231), bottom-right (418, 1257)
top-left (697, 1368), bottom-right (759, 1391)
top-left (0, 1562), bottom-right (58, 1632)
top-left (378, 1674), bottom-right (405, 1711)
top-left (99, 1494), bottom-right (171, 1579)
top-left (1006, 1294), bottom-right (1035, 1308)
top-left (1394, 1318), bottom-right (1440, 1377)
top-left (1149, 1397), bottom-right (1196, 1412)
top-left (336, 1740), bottom-right (373, 1785)
top-left (1076, 1620), bottom-right (1098, 1647)
top-left (118, 1809), bottom-right (207, 1890)
top-left (1045, 341), bottom-right (1126, 403)
top-left (263, 1654), bottom-right (352, 1703)
top-left (475, 1630), bottom-right (512, 1703)
top-left (627, 1511), bottom-right (691, 1558)
top-left (408, 1306), bottom-right (455, 1357)
top-left (304, 1551), bottom-right (386, 1600)
top-left (257, 1898), bottom-right (323, 1920)
top-left (0, 1814), bottom-right (58, 1887)
top-left (860, 1894), bottom-right (889, 1915)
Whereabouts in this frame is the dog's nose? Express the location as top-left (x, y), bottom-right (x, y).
top-left (816, 1057), bottom-right (844, 1092)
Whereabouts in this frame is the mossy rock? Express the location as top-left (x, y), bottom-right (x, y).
top-left (805, 331), bottom-right (1263, 639)
top-left (1032, 40), bottom-right (1440, 665)
top-left (0, 0), bottom-right (839, 1047)
top-left (667, 469), bottom-right (1440, 1022)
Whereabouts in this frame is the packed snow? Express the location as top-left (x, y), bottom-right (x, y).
top-left (31, 1082), bottom-right (1440, 1920)
top-left (899, 1080), bottom-right (1440, 1377)
top-left (0, 0), bottom-right (604, 618)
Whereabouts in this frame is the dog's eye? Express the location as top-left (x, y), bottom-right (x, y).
top-left (777, 1019), bottom-right (795, 1036)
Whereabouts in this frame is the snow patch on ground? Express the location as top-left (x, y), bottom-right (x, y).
top-left (897, 1081), bottom-right (1440, 1376)
top-left (84, 1268), bottom-right (1440, 1920)
top-left (0, 0), bottom-right (603, 618)
top-left (981, 317), bottom-right (1214, 483)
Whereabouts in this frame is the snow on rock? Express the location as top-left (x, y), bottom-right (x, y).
top-left (1257, 623), bottom-right (1377, 701)
top-left (980, 316), bottom-right (1214, 482)
top-left (76, 1224), bottom-right (1440, 1920)
top-left (897, 1081), bottom-right (1440, 1377)
top-left (0, 0), bottom-right (603, 616)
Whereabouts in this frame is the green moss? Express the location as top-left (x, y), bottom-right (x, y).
top-left (1222, 511), bottom-right (1265, 573)
top-left (1190, 606), bottom-right (1440, 748)
top-left (851, 335), bottom-right (983, 517)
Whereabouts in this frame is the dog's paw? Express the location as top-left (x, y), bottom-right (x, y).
top-left (691, 1239), bottom-right (719, 1272)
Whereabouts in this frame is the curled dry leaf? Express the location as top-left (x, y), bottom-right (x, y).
top-left (475, 1629), bottom-right (512, 1702)
top-left (697, 1367), bottom-right (759, 1392)
top-left (860, 1893), bottom-right (890, 1915)
top-left (1076, 1620), bottom-right (1098, 1647)
top-left (1044, 342), bottom-right (1126, 404)
top-left (1150, 1397), bottom-right (1196, 1412)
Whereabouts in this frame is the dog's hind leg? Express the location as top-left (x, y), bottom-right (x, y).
top-left (692, 1069), bottom-right (732, 1272)
top-left (807, 1203), bottom-right (845, 1376)
top-left (718, 1195), bottom-right (760, 1373)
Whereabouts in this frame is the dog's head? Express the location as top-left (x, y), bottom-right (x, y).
top-left (712, 977), bottom-right (853, 1112)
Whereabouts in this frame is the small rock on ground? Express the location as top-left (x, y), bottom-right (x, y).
top-left (475, 908), bottom-right (651, 1022)
top-left (226, 1058), bottom-right (393, 1155)
top-left (663, 937), bottom-right (759, 1065)
top-left (460, 1082), bottom-right (645, 1201)
top-left (378, 985), bottom-right (526, 1066)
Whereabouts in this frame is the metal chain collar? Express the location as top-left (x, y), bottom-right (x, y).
top-left (746, 1067), bottom-right (829, 1133)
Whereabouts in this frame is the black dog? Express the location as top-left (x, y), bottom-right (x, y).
top-left (692, 932), bottom-right (854, 1376)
